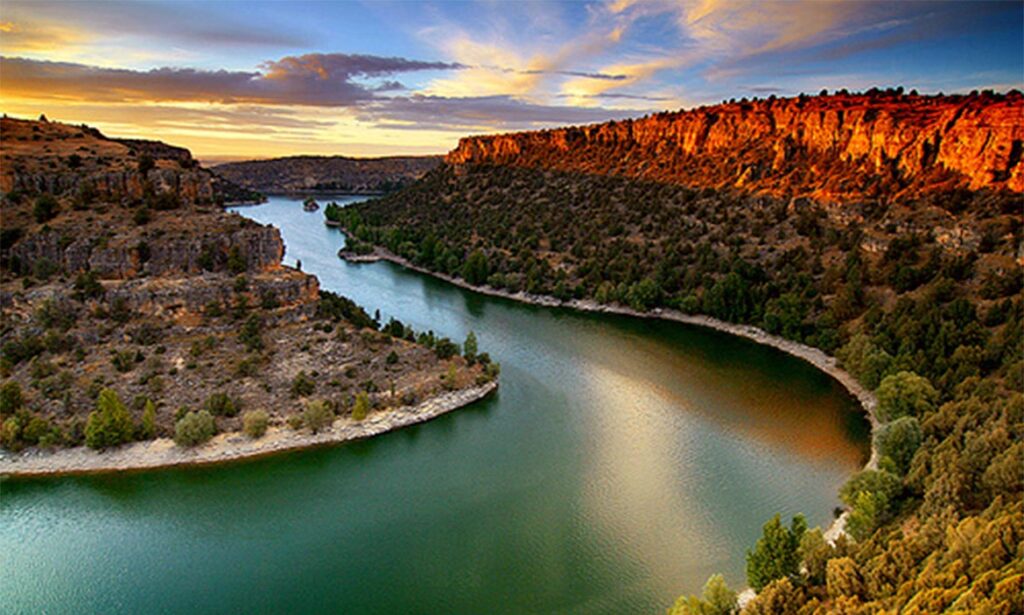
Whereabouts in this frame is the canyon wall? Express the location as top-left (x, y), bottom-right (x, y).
top-left (446, 91), bottom-right (1024, 200)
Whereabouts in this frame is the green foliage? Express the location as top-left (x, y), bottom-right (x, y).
top-left (351, 391), bottom-right (371, 421)
top-left (839, 469), bottom-right (902, 540)
top-left (174, 410), bottom-right (216, 447)
top-left (837, 334), bottom-right (893, 390)
top-left (463, 331), bottom-right (478, 363)
top-left (239, 314), bottom-right (264, 352)
top-left (84, 389), bottom-right (135, 449)
top-left (290, 371), bottom-right (316, 398)
top-left (316, 290), bottom-right (377, 330)
top-left (204, 392), bottom-right (240, 417)
top-left (667, 574), bottom-right (737, 615)
top-left (242, 410), bottom-right (269, 438)
top-left (0, 381), bottom-right (24, 416)
top-left (138, 399), bottom-right (157, 439)
top-left (302, 400), bottom-right (334, 434)
top-left (745, 514), bottom-right (806, 592)
top-left (434, 337), bottom-right (459, 360)
top-left (33, 194), bottom-right (59, 223)
top-left (874, 416), bottom-right (922, 475)
top-left (73, 271), bottom-right (105, 300)
top-left (137, 154), bottom-right (155, 174)
top-left (227, 246), bottom-right (246, 274)
top-left (462, 249), bottom-right (490, 285)
top-left (442, 363), bottom-right (458, 390)
top-left (386, 350), bottom-right (399, 365)
top-left (876, 371), bottom-right (938, 421)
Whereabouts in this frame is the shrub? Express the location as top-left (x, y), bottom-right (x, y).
top-left (442, 363), bottom-right (458, 390)
top-left (874, 416), bottom-right (922, 475)
top-left (746, 514), bottom-right (807, 592)
top-left (0, 381), bottom-right (24, 416)
top-left (434, 337), bottom-right (459, 359)
top-left (227, 246), bottom-right (246, 274)
top-left (204, 392), bottom-right (240, 417)
top-left (876, 371), bottom-right (938, 421)
top-left (239, 314), bottom-right (263, 352)
top-left (667, 574), bottom-right (737, 615)
top-left (303, 400), bottom-right (334, 433)
top-left (290, 371), bottom-right (316, 398)
top-left (112, 350), bottom-right (139, 373)
top-left (174, 410), bottom-right (216, 447)
top-left (85, 389), bottom-right (135, 449)
top-left (242, 410), bottom-right (269, 438)
top-left (463, 331), bottom-right (478, 364)
top-left (138, 399), bottom-right (157, 439)
top-left (351, 392), bottom-right (371, 421)
top-left (33, 194), bottom-right (59, 223)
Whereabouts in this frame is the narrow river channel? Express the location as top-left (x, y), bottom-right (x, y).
top-left (0, 195), bottom-right (869, 614)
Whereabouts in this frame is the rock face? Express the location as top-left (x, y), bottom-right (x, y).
top-left (214, 154), bottom-right (443, 193)
top-left (0, 116), bottom-right (257, 205)
top-left (446, 91), bottom-right (1024, 200)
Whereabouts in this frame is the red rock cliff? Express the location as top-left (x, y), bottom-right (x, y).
top-left (446, 92), bottom-right (1024, 200)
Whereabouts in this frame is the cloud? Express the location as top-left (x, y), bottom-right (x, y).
top-left (357, 94), bottom-right (644, 132)
top-left (0, 54), bottom-right (462, 107)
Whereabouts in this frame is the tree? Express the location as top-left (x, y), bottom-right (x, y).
top-left (33, 195), bottom-right (59, 224)
top-left (462, 249), bottom-right (490, 285)
top-left (85, 389), bottom-right (135, 449)
top-left (239, 314), bottom-right (263, 352)
top-left (442, 363), bottom-right (459, 390)
top-left (826, 557), bottom-right (864, 599)
top-left (303, 400), bottom-right (334, 433)
top-left (243, 410), bottom-right (269, 438)
top-left (138, 399), bottom-right (157, 439)
top-left (837, 334), bottom-right (892, 389)
top-left (137, 154), bottom-right (155, 174)
top-left (174, 410), bottom-right (216, 447)
top-left (0, 381), bottom-right (23, 416)
top-left (874, 416), bottom-right (922, 475)
top-left (463, 331), bottom-right (478, 364)
top-left (204, 392), bottom-right (240, 417)
top-left (668, 574), bottom-right (737, 615)
top-left (839, 469), bottom-right (902, 540)
top-left (290, 371), bottom-right (316, 398)
top-left (876, 371), bottom-right (938, 421)
top-left (352, 392), bottom-right (371, 421)
top-left (746, 514), bottom-right (807, 591)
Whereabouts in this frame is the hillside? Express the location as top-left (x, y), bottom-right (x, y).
top-left (448, 89), bottom-right (1024, 202)
top-left (0, 118), bottom-right (495, 464)
top-left (334, 90), bottom-right (1023, 613)
top-left (213, 154), bottom-right (442, 194)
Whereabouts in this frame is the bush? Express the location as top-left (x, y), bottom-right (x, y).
top-left (434, 337), bottom-right (459, 359)
top-left (138, 399), bottom-right (157, 439)
top-left (876, 371), bottom-right (938, 421)
top-left (290, 371), bottom-right (316, 398)
top-left (0, 381), bottom-right (24, 416)
top-left (239, 314), bottom-right (263, 352)
top-left (303, 400), bottom-right (334, 433)
top-left (204, 392), bottom-right (240, 417)
top-left (668, 574), bottom-right (737, 615)
top-left (874, 416), bottom-right (922, 475)
top-left (746, 514), bottom-right (806, 592)
top-left (174, 410), bottom-right (216, 447)
top-left (352, 392), bottom-right (371, 421)
top-left (85, 389), bottom-right (135, 449)
top-left (242, 410), bottom-right (269, 438)
top-left (839, 469), bottom-right (902, 540)
top-left (33, 195), bottom-right (59, 223)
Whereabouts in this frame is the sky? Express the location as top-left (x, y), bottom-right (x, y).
top-left (1, 0), bottom-right (1021, 160)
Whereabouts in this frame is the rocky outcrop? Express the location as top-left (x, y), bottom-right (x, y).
top-left (214, 154), bottom-right (442, 193)
top-left (446, 91), bottom-right (1024, 200)
top-left (9, 222), bottom-right (284, 279)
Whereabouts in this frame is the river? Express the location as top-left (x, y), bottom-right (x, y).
top-left (0, 195), bottom-right (869, 614)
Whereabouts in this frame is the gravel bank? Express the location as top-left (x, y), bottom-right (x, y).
top-left (0, 382), bottom-right (497, 478)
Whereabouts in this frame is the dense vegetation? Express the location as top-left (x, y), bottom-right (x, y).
top-left (338, 164), bottom-right (1022, 612)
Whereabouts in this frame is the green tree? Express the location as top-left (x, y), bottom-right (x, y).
top-left (875, 371), bottom-right (938, 421)
top-left (463, 331), bottom-right (478, 364)
top-left (0, 381), bottom-right (23, 416)
top-left (85, 389), bottom-right (135, 449)
top-left (462, 249), bottom-right (490, 285)
top-left (174, 410), bottom-right (216, 447)
top-left (668, 573), bottom-right (737, 615)
top-left (204, 392), bottom-right (240, 417)
top-left (242, 410), bottom-right (269, 438)
top-left (33, 195), bottom-right (59, 223)
top-left (290, 371), bottom-right (316, 398)
top-left (239, 314), bottom-right (264, 352)
top-left (138, 399), bottom-right (157, 439)
top-left (442, 363), bottom-right (459, 390)
top-left (837, 334), bottom-right (893, 389)
top-left (874, 416), bottom-right (922, 475)
top-left (746, 514), bottom-right (807, 591)
top-left (839, 469), bottom-right (902, 540)
top-left (352, 392), bottom-right (371, 421)
top-left (303, 400), bottom-right (334, 434)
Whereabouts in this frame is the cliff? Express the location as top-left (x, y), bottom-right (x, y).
top-left (446, 91), bottom-right (1024, 201)
top-left (0, 116), bottom-right (257, 205)
top-left (214, 154), bottom-right (443, 193)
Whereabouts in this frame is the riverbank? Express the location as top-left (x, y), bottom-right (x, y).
top-left (339, 246), bottom-right (880, 540)
top-left (0, 382), bottom-right (497, 479)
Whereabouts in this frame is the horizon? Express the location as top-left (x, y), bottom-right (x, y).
top-left (1, 0), bottom-right (1021, 159)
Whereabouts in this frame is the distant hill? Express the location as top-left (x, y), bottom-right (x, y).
top-left (213, 155), bottom-right (443, 194)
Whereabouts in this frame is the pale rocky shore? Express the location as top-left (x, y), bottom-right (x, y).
top-left (341, 247), bottom-right (881, 545)
top-left (0, 382), bottom-right (496, 478)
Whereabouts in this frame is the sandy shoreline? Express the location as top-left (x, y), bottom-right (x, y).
top-left (339, 246), bottom-right (880, 543)
top-left (0, 382), bottom-right (497, 479)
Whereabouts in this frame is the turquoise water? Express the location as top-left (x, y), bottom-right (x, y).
top-left (0, 195), bottom-right (868, 614)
